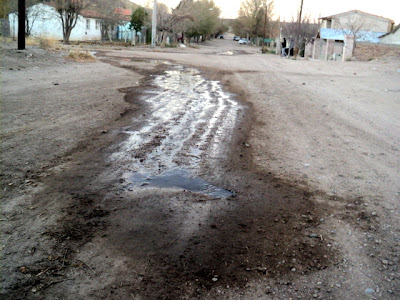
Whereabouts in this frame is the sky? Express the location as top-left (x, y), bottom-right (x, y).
top-left (133, 0), bottom-right (400, 24)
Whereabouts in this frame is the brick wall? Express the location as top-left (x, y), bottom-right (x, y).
top-left (353, 43), bottom-right (400, 61)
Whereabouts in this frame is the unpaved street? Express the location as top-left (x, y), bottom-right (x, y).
top-left (1, 38), bottom-right (399, 299)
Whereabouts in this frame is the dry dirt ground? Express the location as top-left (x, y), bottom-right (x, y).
top-left (1, 37), bottom-right (399, 299)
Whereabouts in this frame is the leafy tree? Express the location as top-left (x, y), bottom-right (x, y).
top-left (0, 0), bottom-right (11, 19)
top-left (129, 6), bottom-right (148, 32)
top-left (173, 0), bottom-right (221, 42)
top-left (214, 19), bottom-right (228, 36)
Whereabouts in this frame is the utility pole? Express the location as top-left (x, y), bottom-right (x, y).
top-left (18, 0), bottom-right (25, 50)
top-left (263, 2), bottom-right (267, 50)
top-left (298, 0), bottom-right (304, 24)
top-left (151, 0), bottom-right (157, 48)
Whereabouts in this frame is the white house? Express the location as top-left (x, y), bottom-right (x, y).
top-left (9, 2), bottom-right (132, 41)
top-left (319, 10), bottom-right (394, 33)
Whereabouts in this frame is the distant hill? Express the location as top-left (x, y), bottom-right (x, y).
top-left (118, 0), bottom-right (139, 10)
top-left (90, 0), bottom-right (139, 10)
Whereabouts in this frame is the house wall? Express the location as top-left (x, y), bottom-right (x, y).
top-left (331, 12), bottom-right (392, 33)
top-left (304, 41), bottom-right (313, 58)
top-left (313, 39), bottom-right (326, 60)
top-left (116, 23), bottom-right (133, 41)
top-left (353, 42), bottom-right (400, 60)
top-left (9, 3), bottom-right (101, 41)
top-left (380, 29), bottom-right (400, 45)
top-left (312, 39), bottom-right (344, 60)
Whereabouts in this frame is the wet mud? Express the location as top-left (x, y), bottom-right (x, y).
top-left (4, 54), bottom-right (337, 299)
top-left (96, 59), bottom-right (335, 299)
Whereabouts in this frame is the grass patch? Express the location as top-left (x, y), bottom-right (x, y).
top-left (24, 36), bottom-right (61, 49)
top-left (39, 36), bottom-right (60, 49)
top-left (165, 43), bottom-right (177, 48)
top-left (67, 50), bottom-right (96, 62)
top-left (0, 36), bottom-right (13, 43)
top-left (25, 36), bottom-right (40, 46)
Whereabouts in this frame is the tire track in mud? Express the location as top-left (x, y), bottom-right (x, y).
top-left (110, 65), bottom-right (242, 194)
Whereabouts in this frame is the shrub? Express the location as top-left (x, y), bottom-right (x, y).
top-left (25, 36), bottom-right (60, 49)
top-left (25, 36), bottom-right (39, 46)
top-left (39, 36), bottom-right (59, 49)
top-left (68, 50), bottom-right (96, 62)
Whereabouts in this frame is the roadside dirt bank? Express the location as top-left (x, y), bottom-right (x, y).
top-left (1, 39), bottom-right (399, 299)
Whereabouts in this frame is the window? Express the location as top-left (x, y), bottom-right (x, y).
top-left (86, 19), bottom-right (90, 30)
top-left (326, 20), bottom-right (332, 29)
top-left (96, 20), bottom-right (100, 30)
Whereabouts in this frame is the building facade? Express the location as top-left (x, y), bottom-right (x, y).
top-left (320, 10), bottom-right (394, 33)
top-left (8, 3), bottom-right (132, 42)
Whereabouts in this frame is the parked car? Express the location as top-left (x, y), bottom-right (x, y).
top-left (220, 35), bottom-right (224, 39)
top-left (233, 36), bottom-right (240, 41)
top-left (238, 38), bottom-right (249, 45)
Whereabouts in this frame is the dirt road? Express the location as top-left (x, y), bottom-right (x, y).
top-left (1, 38), bottom-right (399, 299)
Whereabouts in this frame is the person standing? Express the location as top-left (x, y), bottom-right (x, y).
top-left (281, 38), bottom-right (287, 56)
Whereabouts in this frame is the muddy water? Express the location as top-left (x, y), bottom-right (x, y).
top-left (111, 65), bottom-right (242, 197)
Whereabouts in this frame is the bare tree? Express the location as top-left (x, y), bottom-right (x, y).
top-left (282, 14), bottom-right (319, 55)
top-left (7, 0), bottom-right (44, 36)
top-left (54, 0), bottom-right (90, 43)
top-left (94, 0), bottom-right (122, 41)
top-left (154, 2), bottom-right (171, 45)
top-left (236, 0), bottom-right (275, 40)
top-left (172, 0), bottom-right (196, 43)
top-left (25, 1), bottom-right (47, 36)
top-left (334, 15), bottom-right (371, 45)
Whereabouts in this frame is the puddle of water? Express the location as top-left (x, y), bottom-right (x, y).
top-left (110, 64), bottom-right (243, 198)
top-left (218, 51), bottom-right (234, 56)
top-left (130, 58), bottom-right (172, 65)
top-left (127, 168), bottom-right (233, 198)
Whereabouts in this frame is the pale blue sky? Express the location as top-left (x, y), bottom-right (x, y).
top-left (133, 0), bottom-right (399, 23)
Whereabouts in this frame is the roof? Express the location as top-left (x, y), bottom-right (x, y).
top-left (319, 10), bottom-right (394, 23)
top-left (41, 2), bottom-right (131, 21)
top-left (80, 10), bottom-right (103, 19)
top-left (380, 23), bottom-right (400, 38)
top-left (319, 28), bottom-right (386, 43)
top-left (114, 8), bottom-right (132, 16)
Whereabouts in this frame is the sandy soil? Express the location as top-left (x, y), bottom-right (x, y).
top-left (1, 37), bottom-right (399, 299)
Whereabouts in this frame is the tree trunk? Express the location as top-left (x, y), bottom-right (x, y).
top-left (160, 31), bottom-right (167, 47)
top-left (64, 27), bottom-right (72, 43)
top-left (131, 29), bottom-right (136, 46)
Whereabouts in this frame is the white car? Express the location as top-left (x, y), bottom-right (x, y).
top-left (238, 38), bottom-right (249, 45)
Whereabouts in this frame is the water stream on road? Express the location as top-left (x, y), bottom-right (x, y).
top-left (111, 64), bottom-right (243, 198)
